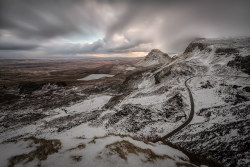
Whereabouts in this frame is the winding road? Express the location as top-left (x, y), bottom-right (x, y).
top-left (162, 75), bottom-right (250, 139)
top-left (162, 76), bottom-right (195, 139)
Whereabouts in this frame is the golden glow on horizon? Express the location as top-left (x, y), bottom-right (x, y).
top-left (76, 52), bottom-right (148, 58)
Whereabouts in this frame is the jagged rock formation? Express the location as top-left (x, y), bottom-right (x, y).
top-left (136, 49), bottom-right (172, 67)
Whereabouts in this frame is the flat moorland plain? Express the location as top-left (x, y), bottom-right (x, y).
top-left (0, 58), bottom-right (141, 86)
top-left (0, 58), bottom-right (142, 106)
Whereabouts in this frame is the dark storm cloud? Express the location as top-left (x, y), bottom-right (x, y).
top-left (0, 0), bottom-right (250, 58)
top-left (103, 0), bottom-right (250, 51)
top-left (0, 43), bottom-right (38, 50)
top-left (45, 38), bottom-right (151, 55)
top-left (0, 0), bottom-right (106, 39)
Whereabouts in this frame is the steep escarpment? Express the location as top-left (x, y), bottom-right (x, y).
top-left (136, 49), bottom-right (172, 67)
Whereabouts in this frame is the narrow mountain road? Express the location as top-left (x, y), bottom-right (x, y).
top-left (162, 75), bottom-right (250, 139)
top-left (162, 76), bottom-right (195, 139)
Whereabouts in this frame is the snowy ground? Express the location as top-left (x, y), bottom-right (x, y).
top-left (125, 67), bottom-right (136, 71)
top-left (0, 131), bottom-right (211, 167)
top-left (0, 38), bottom-right (249, 167)
top-left (77, 74), bottom-right (114, 81)
top-left (0, 91), bottom-right (209, 166)
top-left (169, 38), bottom-right (250, 167)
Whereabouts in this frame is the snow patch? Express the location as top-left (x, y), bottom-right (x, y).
top-left (77, 74), bottom-right (114, 81)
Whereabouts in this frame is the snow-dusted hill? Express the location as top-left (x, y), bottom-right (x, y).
top-left (136, 49), bottom-right (172, 67)
top-left (0, 132), bottom-right (219, 167)
top-left (168, 38), bottom-right (250, 167)
top-left (0, 38), bottom-right (249, 167)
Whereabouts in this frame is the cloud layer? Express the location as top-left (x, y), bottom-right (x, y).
top-left (0, 0), bottom-right (250, 58)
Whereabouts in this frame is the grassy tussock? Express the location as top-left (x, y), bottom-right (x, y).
top-left (67, 143), bottom-right (86, 151)
top-left (103, 140), bottom-right (172, 162)
top-left (8, 136), bottom-right (61, 167)
top-left (88, 133), bottom-right (154, 146)
top-left (70, 155), bottom-right (82, 162)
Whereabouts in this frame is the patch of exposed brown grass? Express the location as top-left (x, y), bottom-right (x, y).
top-left (103, 140), bottom-right (172, 162)
top-left (88, 136), bottom-right (107, 144)
top-left (108, 133), bottom-right (154, 146)
top-left (88, 133), bottom-right (154, 146)
top-left (75, 136), bottom-right (86, 140)
top-left (70, 155), bottom-right (82, 162)
top-left (67, 143), bottom-right (86, 151)
top-left (8, 136), bottom-right (61, 167)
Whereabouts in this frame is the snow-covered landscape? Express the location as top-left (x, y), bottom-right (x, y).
top-left (1, 0), bottom-right (250, 166)
top-left (1, 38), bottom-right (249, 167)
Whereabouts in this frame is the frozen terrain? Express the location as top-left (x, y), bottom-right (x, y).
top-left (168, 38), bottom-right (250, 167)
top-left (77, 74), bottom-right (114, 81)
top-left (0, 38), bottom-right (249, 167)
top-left (125, 67), bottom-right (136, 71)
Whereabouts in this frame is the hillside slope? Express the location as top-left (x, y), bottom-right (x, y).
top-left (136, 49), bottom-right (172, 67)
top-left (0, 38), bottom-right (249, 167)
top-left (168, 38), bottom-right (250, 167)
top-left (0, 133), bottom-right (221, 167)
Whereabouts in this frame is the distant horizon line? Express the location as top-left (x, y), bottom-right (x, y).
top-left (0, 51), bottom-right (181, 60)
top-left (0, 56), bottom-right (144, 60)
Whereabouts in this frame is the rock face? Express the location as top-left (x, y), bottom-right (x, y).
top-left (227, 55), bottom-right (250, 75)
top-left (136, 49), bottom-right (172, 67)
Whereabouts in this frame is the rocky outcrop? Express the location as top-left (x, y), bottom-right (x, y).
top-left (136, 49), bottom-right (172, 67)
top-left (227, 55), bottom-right (250, 75)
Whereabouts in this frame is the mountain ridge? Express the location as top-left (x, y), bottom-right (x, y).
top-left (136, 49), bottom-right (172, 67)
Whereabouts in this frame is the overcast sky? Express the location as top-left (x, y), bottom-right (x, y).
top-left (0, 0), bottom-right (250, 58)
